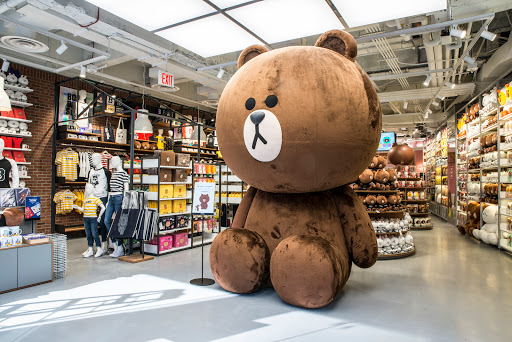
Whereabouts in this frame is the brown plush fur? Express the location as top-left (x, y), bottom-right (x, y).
top-left (211, 30), bottom-right (381, 309)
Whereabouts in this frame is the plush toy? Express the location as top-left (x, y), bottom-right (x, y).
top-left (368, 156), bottom-right (378, 168)
top-left (358, 169), bottom-right (373, 184)
top-left (374, 169), bottom-right (389, 183)
top-left (376, 156), bottom-right (387, 169)
top-left (387, 194), bottom-right (399, 206)
top-left (474, 205), bottom-right (499, 245)
top-left (387, 169), bottom-right (398, 181)
top-left (458, 201), bottom-right (480, 236)
top-left (210, 30), bottom-right (381, 309)
top-left (376, 195), bottom-right (388, 206)
top-left (364, 195), bottom-right (377, 207)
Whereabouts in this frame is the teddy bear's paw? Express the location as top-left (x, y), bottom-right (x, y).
top-left (270, 235), bottom-right (346, 309)
top-left (210, 228), bottom-right (270, 294)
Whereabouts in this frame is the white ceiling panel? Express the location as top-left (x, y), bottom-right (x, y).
top-left (331, 0), bottom-right (447, 28)
top-left (227, 0), bottom-right (344, 44)
top-left (156, 14), bottom-right (261, 57)
top-left (86, 0), bottom-right (216, 31)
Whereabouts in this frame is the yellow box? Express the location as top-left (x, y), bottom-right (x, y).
top-left (149, 184), bottom-right (174, 199)
top-left (159, 200), bottom-right (173, 215)
top-left (172, 199), bottom-right (187, 213)
top-left (173, 184), bottom-right (186, 198)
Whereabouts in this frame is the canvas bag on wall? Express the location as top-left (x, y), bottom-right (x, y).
top-left (115, 119), bottom-right (127, 144)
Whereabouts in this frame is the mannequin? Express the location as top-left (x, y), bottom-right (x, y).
top-left (75, 89), bottom-right (90, 129)
top-left (0, 139), bottom-right (19, 188)
top-left (74, 183), bottom-right (106, 258)
top-left (164, 129), bottom-right (174, 151)
top-left (104, 156), bottom-right (129, 258)
top-left (88, 152), bottom-right (111, 254)
top-left (156, 129), bottom-right (165, 150)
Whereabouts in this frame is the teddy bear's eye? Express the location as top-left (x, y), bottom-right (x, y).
top-left (245, 98), bottom-right (256, 110)
top-left (265, 95), bottom-right (278, 108)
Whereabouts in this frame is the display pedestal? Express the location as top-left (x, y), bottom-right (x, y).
top-left (118, 254), bottom-right (154, 263)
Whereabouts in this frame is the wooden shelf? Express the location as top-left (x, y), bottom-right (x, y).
top-left (60, 130), bottom-right (102, 137)
top-left (402, 200), bottom-right (429, 203)
top-left (397, 177), bottom-right (422, 181)
top-left (375, 228), bottom-right (410, 236)
top-left (411, 226), bottom-right (433, 230)
top-left (399, 187), bottom-right (426, 190)
top-left (354, 190), bottom-right (400, 194)
top-left (367, 210), bottom-right (406, 214)
top-left (57, 138), bottom-right (129, 148)
top-left (409, 212), bottom-right (430, 216)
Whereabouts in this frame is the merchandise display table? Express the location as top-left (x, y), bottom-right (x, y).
top-left (0, 241), bottom-right (53, 293)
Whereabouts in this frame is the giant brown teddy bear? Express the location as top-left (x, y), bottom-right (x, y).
top-left (210, 30), bottom-right (382, 309)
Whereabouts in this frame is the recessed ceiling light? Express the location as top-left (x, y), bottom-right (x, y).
top-left (87, 0), bottom-right (215, 31)
top-left (329, 0), bottom-right (447, 27)
top-left (156, 14), bottom-right (261, 57)
top-left (403, 100), bottom-right (408, 109)
top-left (227, 0), bottom-right (343, 44)
top-left (481, 29), bottom-right (497, 41)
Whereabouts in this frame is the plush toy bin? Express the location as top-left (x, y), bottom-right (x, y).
top-left (172, 232), bottom-right (188, 248)
top-left (148, 236), bottom-right (173, 251)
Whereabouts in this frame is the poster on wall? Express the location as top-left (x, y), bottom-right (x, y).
top-left (58, 87), bottom-right (94, 127)
top-left (192, 182), bottom-right (215, 215)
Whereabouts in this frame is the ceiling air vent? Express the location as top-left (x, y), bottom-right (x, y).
top-left (0, 36), bottom-right (49, 53)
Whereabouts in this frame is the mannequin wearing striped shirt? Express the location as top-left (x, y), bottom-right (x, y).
top-left (104, 156), bottom-right (129, 258)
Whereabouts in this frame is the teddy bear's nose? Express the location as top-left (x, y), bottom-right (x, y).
top-left (250, 111), bottom-right (265, 125)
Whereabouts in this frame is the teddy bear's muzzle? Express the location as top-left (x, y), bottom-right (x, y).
top-left (243, 109), bottom-right (282, 163)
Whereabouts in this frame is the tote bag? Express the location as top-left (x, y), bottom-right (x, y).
top-left (115, 119), bottom-right (127, 144)
top-left (103, 117), bottom-right (114, 142)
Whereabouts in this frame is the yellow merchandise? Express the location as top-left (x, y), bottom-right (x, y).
top-left (172, 199), bottom-right (187, 213)
top-left (149, 184), bottom-right (174, 199)
top-left (83, 196), bottom-right (103, 217)
top-left (173, 184), bottom-right (186, 198)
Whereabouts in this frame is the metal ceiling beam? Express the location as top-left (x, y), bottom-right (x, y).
top-left (378, 83), bottom-right (476, 102)
top-left (354, 13), bottom-right (495, 43)
top-left (369, 68), bottom-right (453, 81)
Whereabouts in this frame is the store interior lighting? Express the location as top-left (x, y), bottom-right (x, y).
top-left (432, 99), bottom-right (439, 107)
top-left (423, 74), bottom-right (432, 86)
top-left (80, 65), bottom-right (86, 78)
top-left (481, 29), bottom-right (497, 41)
top-left (56, 41), bottom-right (68, 55)
top-left (134, 109), bottom-right (153, 134)
top-left (449, 27), bottom-right (466, 39)
top-left (445, 81), bottom-right (456, 89)
top-left (217, 68), bottom-right (225, 79)
top-left (436, 94), bottom-right (445, 101)
top-left (464, 55), bottom-right (476, 64)
top-left (403, 100), bottom-right (408, 110)
top-left (1, 59), bottom-right (9, 73)
top-left (329, 0), bottom-right (447, 27)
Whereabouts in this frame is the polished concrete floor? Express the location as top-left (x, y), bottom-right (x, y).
top-left (1, 217), bottom-right (511, 342)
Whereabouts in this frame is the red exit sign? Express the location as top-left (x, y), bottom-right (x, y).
top-left (158, 70), bottom-right (174, 87)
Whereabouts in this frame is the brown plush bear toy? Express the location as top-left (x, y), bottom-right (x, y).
top-left (374, 169), bottom-right (390, 183)
top-left (368, 156), bottom-right (378, 169)
top-left (376, 195), bottom-right (388, 206)
top-left (376, 156), bottom-right (387, 169)
top-left (358, 169), bottom-right (374, 184)
top-left (364, 195), bottom-right (377, 207)
top-left (211, 30), bottom-right (381, 309)
top-left (387, 169), bottom-right (398, 182)
top-left (387, 194), bottom-right (398, 206)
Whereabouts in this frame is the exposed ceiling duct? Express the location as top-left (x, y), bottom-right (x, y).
top-left (477, 38), bottom-right (512, 83)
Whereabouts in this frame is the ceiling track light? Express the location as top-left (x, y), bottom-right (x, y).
top-left (464, 55), bottom-right (476, 64)
top-left (450, 26), bottom-right (466, 39)
top-left (432, 100), bottom-right (439, 106)
top-left (403, 100), bottom-right (408, 110)
top-left (423, 74), bottom-right (432, 86)
top-left (56, 41), bottom-right (68, 55)
top-left (80, 65), bottom-right (86, 78)
top-left (445, 81), bottom-right (455, 89)
top-left (216, 68), bottom-right (225, 79)
top-left (1, 60), bottom-right (9, 73)
top-left (481, 29), bottom-right (497, 41)
top-left (436, 94), bottom-right (445, 101)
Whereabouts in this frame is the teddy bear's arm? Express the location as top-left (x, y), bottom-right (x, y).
top-left (331, 185), bottom-right (378, 268)
top-left (232, 186), bottom-right (258, 228)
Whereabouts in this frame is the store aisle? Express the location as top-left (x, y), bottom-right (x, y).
top-left (1, 217), bottom-right (511, 342)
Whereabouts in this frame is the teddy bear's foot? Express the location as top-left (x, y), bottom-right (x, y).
top-left (210, 228), bottom-right (270, 294)
top-left (270, 235), bottom-right (345, 309)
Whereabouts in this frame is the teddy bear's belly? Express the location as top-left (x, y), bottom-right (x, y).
top-left (244, 190), bottom-right (349, 257)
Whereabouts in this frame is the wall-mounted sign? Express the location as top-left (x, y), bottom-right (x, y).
top-left (158, 70), bottom-right (174, 87)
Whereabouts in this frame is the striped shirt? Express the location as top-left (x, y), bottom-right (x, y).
top-left (110, 170), bottom-right (129, 193)
top-left (55, 150), bottom-right (79, 181)
top-left (101, 152), bottom-right (113, 169)
top-left (83, 196), bottom-right (103, 217)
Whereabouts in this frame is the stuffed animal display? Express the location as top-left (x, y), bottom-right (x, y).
top-left (210, 30), bottom-right (382, 309)
top-left (465, 103), bottom-right (480, 124)
top-left (480, 151), bottom-right (506, 168)
top-left (499, 230), bottom-right (512, 251)
top-left (377, 231), bottom-right (414, 256)
top-left (472, 204), bottom-right (499, 245)
top-left (482, 183), bottom-right (506, 204)
top-left (480, 133), bottom-right (499, 154)
top-left (372, 216), bottom-right (411, 234)
top-left (468, 157), bottom-right (480, 170)
top-left (457, 201), bottom-right (482, 237)
top-left (406, 203), bottom-right (429, 213)
top-left (413, 217), bottom-right (432, 227)
top-left (351, 156), bottom-right (397, 191)
top-left (2, 72), bottom-right (29, 102)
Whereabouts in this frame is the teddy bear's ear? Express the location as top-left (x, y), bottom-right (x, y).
top-left (238, 45), bottom-right (270, 69)
top-left (315, 30), bottom-right (357, 62)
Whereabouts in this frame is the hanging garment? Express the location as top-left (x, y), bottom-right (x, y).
top-left (0, 158), bottom-right (12, 188)
top-left (55, 149), bottom-right (79, 181)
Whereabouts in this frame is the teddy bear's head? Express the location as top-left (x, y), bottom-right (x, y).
top-left (364, 195), bottom-right (377, 206)
top-left (374, 169), bottom-right (389, 184)
top-left (216, 30), bottom-right (381, 193)
top-left (358, 169), bottom-right (373, 183)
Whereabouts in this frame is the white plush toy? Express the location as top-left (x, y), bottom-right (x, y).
top-left (18, 75), bottom-right (28, 88)
top-left (6, 73), bottom-right (17, 85)
top-left (476, 205), bottom-right (499, 245)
